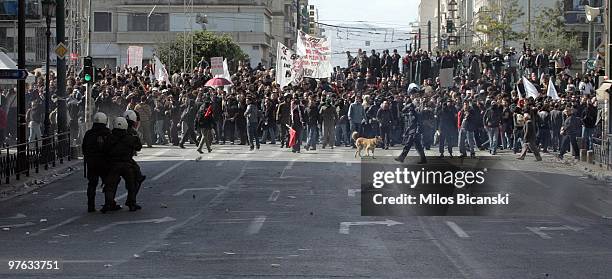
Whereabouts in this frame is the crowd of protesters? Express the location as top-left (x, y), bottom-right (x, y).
top-left (0, 41), bottom-right (603, 162)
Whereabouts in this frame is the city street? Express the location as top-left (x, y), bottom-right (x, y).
top-left (0, 144), bottom-right (611, 278)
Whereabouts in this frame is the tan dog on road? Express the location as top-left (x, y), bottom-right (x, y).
top-left (352, 132), bottom-right (382, 159)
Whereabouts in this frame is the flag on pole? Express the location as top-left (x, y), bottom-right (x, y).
top-left (222, 59), bottom-right (232, 84)
top-left (547, 78), bottom-right (560, 100)
top-left (153, 55), bottom-right (170, 84)
top-left (516, 84), bottom-right (524, 99)
top-left (522, 77), bottom-right (539, 99)
top-left (288, 125), bottom-right (297, 148)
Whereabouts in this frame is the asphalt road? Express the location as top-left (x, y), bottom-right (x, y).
top-left (0, 143), bottom-right (611, 278)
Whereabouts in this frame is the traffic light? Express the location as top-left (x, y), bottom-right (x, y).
top-left (83, 56), bottom-right (94, 84)
top-left (446, 20), bottom-right (455, 33)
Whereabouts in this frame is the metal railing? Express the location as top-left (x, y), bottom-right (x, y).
top-left (592, 137), bottom-right (611, 170)
top-left (0, 132), bottom-right (71, 184)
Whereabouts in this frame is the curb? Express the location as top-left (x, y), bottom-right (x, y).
top-left (0, 159), bottom-right (82, 202)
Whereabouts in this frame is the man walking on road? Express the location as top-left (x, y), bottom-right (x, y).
top-left (395, 103), bottom-right (427, 164)
top-left (196, 100), bottom-right (215, 154)
top-left (517, 113), bottom-right (542, 161)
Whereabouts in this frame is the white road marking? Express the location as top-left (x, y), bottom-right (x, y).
top-left (247, 215), bottom-right (266, 235)
top-left (575, 203), bottom-right (604, 217)
top-left (54, 190), bottom-right (86, 200)
top-left (30, 216), bottom-right (81, 236)
top-left (526, 225), bottom-right (582, 239)
top-left (139, 149), bottom-right (170, 161)
top-left (215, 161), bottom-right (225, 167)
top-left (1, 213), bottom-right (26, 219)
top-left (280, 158), bottom-right (297, 178)
top-left (0, 221), bottom-right (36, 229)
top-left (346, 162), bottom-right (352, 166)
top-left (116, 192), bottom-right (128, 201)
top-left (339, 219), bottom-right (402, 234)
top-left (268, 190), bottom-right (280, 202)
top-left (173, 185), bottom-right (228, 196)
top-left (152, 160), bottom-right (188, 181)
top-left (445, 221), bottom-right (470, 238)
top-left (94, 216), bottom-right (176, 232)
top-left (347, 189), bottom-right (360, 197)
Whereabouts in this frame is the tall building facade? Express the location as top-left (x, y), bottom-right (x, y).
top-left (417, 0), bottom-right (560, 50)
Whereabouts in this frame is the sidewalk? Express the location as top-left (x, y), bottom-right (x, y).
top-left (0, 158), bottom-right (82, 202)
top-left (540, 152), bottom-right (612, 183)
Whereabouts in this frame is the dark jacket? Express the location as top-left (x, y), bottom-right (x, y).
top-left (377, 107), bottom-right (393, 127)
top-left (562, 115), bottom-right (581, 136)
top-left (305, 104), bottom-right (320, 126)
top-left (276, 101), bottom-right (291, 125)
top-left (550, 109), bottom-right (563, 130)
top-left (523, 119), bottom-right (537, 143)
top-left (436, 104), bottom-right (457, 132)
top-left (483, 106), bottom-right (502, 128)
top-left (402, 106), bottom-right (422, 137)
top-left (582, 105), bottom-right (597, 129)
top-left (106, 129), bottom-right (142, 163)
top-left (82, 124), bottom-right (111, 160)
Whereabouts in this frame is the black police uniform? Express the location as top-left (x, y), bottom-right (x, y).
top-left (395, 104), bottom-right (427, 164)
top-left (82, 123), bottom-right (111, 212)
top-left (102, 128), bottom-right (143, 212)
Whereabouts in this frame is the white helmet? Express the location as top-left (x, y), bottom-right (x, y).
top-left (93, 112), bottom-right (108, 124)
top-left (114, 117), bottom-right (128, 130)
top-left (123, 110), bottom-right (137, 122)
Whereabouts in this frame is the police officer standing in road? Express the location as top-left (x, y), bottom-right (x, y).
top-left (123, 110), bottom-right (146, 186)
top-left (82, 112), bottom-right (111, 212)
top-left (101, 117), bottom-right (143, 213)
top-left (394, 102), bottom-right (427, 164)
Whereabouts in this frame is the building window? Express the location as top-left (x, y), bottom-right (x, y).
top-left (581, 31), bottom-right (589, 50)
top-left (127, 13), bottom-right (148, 31)
top-left (148, 13), bottom-right (169, 31)
top-left (94, 12), bottom-right (112, 32)
top-left (127, 13), bottom-right (168, 32)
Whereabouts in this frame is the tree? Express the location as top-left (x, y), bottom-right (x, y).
top-left (531, 1), bottom-right (580, 54)
top-left (475, 0), bottom-right (525, 49)
top-left (155, 31), bottom-right (248, 74)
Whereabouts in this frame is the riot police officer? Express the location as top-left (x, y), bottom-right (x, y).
top-left (82, 112), bottom-right (111, 212)
top-left (101, 117), bottom-right (143, 213)
top-left (123, 110), bottom-right (146, 186)
top-left (394, 102), bottom-right (427, 164)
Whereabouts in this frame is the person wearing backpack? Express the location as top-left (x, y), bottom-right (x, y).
top-left (513, 107), bottom-right (525, 154)
top-left (537, 105), bottom-right (552, 153)
top-left (196, 99), bottom-right (216, 154)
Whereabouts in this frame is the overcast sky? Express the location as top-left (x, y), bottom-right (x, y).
top-left (308, 0), bottom-right (420, 67)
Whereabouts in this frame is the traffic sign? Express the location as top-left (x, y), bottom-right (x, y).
top-left (0, 69), bottom-right (29, 80)
top-left (440, 33), bottom-right (449, 41)
top-left (55, 42), bottom-right (68, 60)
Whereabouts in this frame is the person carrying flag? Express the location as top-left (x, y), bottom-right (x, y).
top-left (196, 99), bottom-right (216, 154)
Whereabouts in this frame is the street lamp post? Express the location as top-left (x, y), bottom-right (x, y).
top-left (42, 0), bottom-right (56, 137)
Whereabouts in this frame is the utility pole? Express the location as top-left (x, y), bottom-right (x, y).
top-left (56, 0), bottom-right (67, 138)
top-left (428, 20), bottom-right (432, 52)
top-left (527, 0), bottom-right (531, 41)
top-left (418, 28), bottom-right (421, 50)
top-left (17, 0), bottom-right (26, 173)
top-left (607, 0), bottom-right (612, 79)
top-left (296, 0), bottom-right (301, 32)
top-left (84, 0), bottom-right (93, 133)
top-left (437, 0), bottom-right (441, 50)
